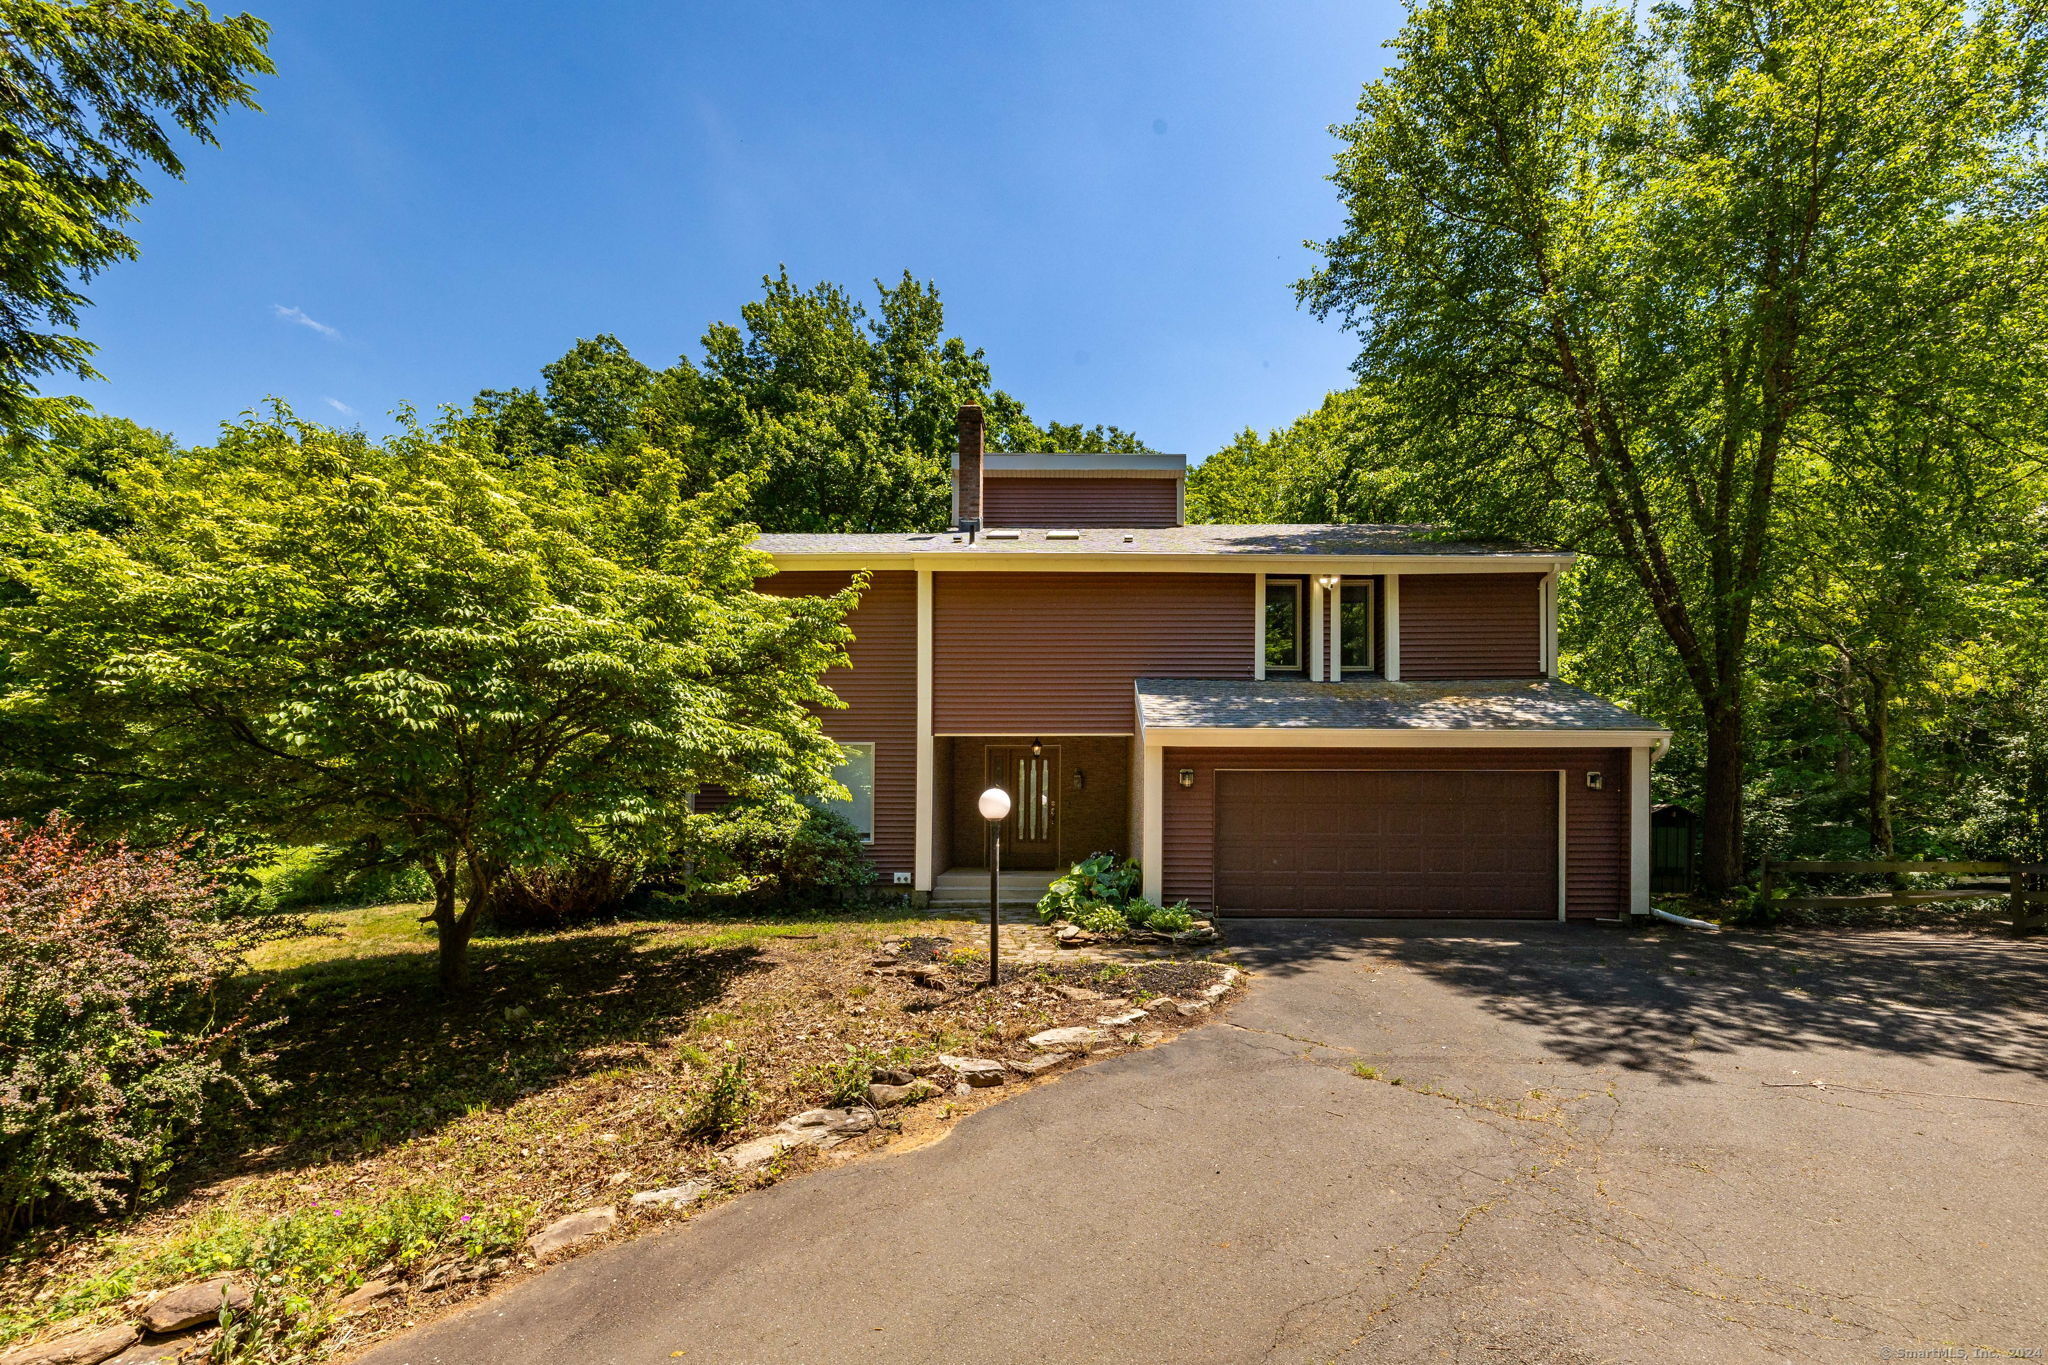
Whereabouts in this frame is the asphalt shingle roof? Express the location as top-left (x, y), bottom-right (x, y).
top-left (1135, 677), bottom-right (1666, 733)
top-left (754, 524), bottom-right (1560, 559)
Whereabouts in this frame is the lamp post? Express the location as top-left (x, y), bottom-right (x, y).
top-left (977, 786), bottom-right (1012, 988)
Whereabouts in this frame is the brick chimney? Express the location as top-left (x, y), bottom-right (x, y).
top-left (955, 403), bottom-right (985, 532)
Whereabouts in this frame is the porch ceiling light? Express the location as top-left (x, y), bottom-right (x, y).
top-left (978, 787), bottom-right (1013, 822)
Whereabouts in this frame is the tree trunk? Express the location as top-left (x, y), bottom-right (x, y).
top-left (1864, 675), bottom-right (1894, 859)
top-left (437, 908), bottom-right (477, 993)
top-left (1699, 701), bottom-right (1747, 896)
top-left (417, 849), bottom-right (472, 994)
top-left (434, 852), bottom-right (499, 995)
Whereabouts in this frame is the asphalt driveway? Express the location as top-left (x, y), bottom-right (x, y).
top-left (360, 922), bottom-right (2048, 1364)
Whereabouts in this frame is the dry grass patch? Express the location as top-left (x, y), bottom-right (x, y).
top-left (0, 905), bottom-right (1233, 1361)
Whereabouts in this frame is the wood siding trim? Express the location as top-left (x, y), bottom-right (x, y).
top-left (1159, 746), bottom-right (1630, 919)
top-left (982, 476), bottom-right (1180, 528)
top-left (1385, 572), bottom-right (1544, 680)
top-left (759, 571), bottom-right (917, 882)
top-left (933, 572), bottom-right (1254, 734)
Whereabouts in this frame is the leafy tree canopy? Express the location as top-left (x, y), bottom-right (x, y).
top-left (1297, 0), bottom-right (2048, 890)
top-left (465, 270), bottom-right (1148, 533)
top-left (0, 407), bottom-right (857, 988)
top-left (0, 0), bottom-right (272, 425)
top-left (1188, 387), bottom-right (1419, 526)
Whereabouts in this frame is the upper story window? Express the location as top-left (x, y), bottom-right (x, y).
top-left (1264, 579), bottom-right (1303, 673)
top-left (1338, 579), bottom-right (1375, 674)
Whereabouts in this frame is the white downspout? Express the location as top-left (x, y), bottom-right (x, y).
top-left (914, 567), bottom-right (935, 893)
top-left (1383, 575), bottom-right (1402, 681)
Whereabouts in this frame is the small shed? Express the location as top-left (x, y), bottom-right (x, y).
top-left (1650, 805), bottom-right (1698, 895)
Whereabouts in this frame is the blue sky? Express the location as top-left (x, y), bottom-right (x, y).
top-left (76, 1), bottom-right (1402, 461)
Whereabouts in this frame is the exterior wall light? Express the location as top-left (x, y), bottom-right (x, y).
top-left (1585, 771), bottom-right (1605, 790)
top-left (1177, 768), bottom-right (1196, 789)
top-left (1073, 769), bottom-right (1085, 790)
top-left (1030, 738), bottom-right (1043, 757)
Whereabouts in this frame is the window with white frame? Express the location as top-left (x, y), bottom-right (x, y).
top-left (1264, 578), bottom-right (1303, 673)
top-left (811, 742), bottom-right (875, 843)
top-left (1338, 579), bottom-right (1375, 674)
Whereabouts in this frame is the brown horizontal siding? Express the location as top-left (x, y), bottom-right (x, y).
top-left (757, 570), bottom-right (916, 882)
top-left (983, 476), bottom-right (1179, 528)
top-left (934, 572), bottom-right (1252, 734)
top-left (1161, 746), bottom-right (1629, 920)
top-left (1399, 573), bottom-right (1544, 679)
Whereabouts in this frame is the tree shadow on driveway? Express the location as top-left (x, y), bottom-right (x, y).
top-left (1226, 918), bottom-right (2048, 1084)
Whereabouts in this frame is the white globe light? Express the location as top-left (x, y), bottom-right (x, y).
top-left (978, 787), bottom-right (1012, 822)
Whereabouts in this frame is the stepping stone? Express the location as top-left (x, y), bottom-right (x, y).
top-left (630, 1181), bottom-right (708, 1211)
top-left (0, 1323), bottom-right (140, 1365)
top-left (140, 1278), bottom-right (249, 1334)
top-left (1028, 1026), bottom-right (1107, 1051)
top-left (523, 1206), bottom-right (616, 1257)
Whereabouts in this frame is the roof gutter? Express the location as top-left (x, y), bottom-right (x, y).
top-left (763, 551), bottom-right (1579, 575)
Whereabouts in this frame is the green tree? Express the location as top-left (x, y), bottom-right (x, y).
top-left (0, 0), bottom-right (272, 424)
top-left (1188, 388), bottom-right (1417, 525)
top-left (1, 409), bottom-right (857, 990)
top-left (464, 271), bottom-right (1151, 533)
top-left (1300, 0), bottom-right (2048, 892)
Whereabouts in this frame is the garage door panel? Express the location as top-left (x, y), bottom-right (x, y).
top-left (1214, 769), bottom-right (1557, 918)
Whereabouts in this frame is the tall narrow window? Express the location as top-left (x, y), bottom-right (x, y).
top-left (1339, 580), bottom-right (1374, 674)
top-left (811, 742), bottom-right (875, 843)
top-left (1264, 580), bottom-right (1302, 672)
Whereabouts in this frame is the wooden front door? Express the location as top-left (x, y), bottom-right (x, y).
top-left (987, 745), bottom-right (1061, 869)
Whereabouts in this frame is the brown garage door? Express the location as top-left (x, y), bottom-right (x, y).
top-left (1213, 770), bottom-right (1558, 917)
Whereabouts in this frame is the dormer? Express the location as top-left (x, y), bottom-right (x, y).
top-left (949, 405), bottom-right (1186, 529)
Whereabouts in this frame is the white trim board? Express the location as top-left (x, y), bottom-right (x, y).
top-left (1383, 574), bottom-right (1402, 681)
top-left (768, 553), bottom-right (1576, 576)
top-left (914, 568), bottom-right (934, 892)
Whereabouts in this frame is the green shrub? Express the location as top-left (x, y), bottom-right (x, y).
top-left (490, 857), bottom-right (643, 930)
top-left (1142, 901), bottom-right (1196, 933)
top-left (1035, 857), bottom-right (1199, 937)
top-left (232, 844), bottom-right (431, 915)
top-left (1069, 902), bottom-right (1130, 936)
top-left (691, 801), bottom-right (877, 911)
top-left (1034, 852), bottom-right (1140, 924)
top-left (0, 817), bottom-right (290, 1235)
top-left (804, 1045), bottom-right (882, 1107)
top-left (681, 1050), bottom-right (756, 1137)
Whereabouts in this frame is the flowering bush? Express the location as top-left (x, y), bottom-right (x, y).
top-left (0, 817), bottom-right (283, 1233)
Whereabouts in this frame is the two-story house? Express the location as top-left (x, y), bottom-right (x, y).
top-left (754, 404), bottom-right (1670, 921)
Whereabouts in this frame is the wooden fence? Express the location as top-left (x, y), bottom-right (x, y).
top-left (1759, 860), bottom-right (2047, 934)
